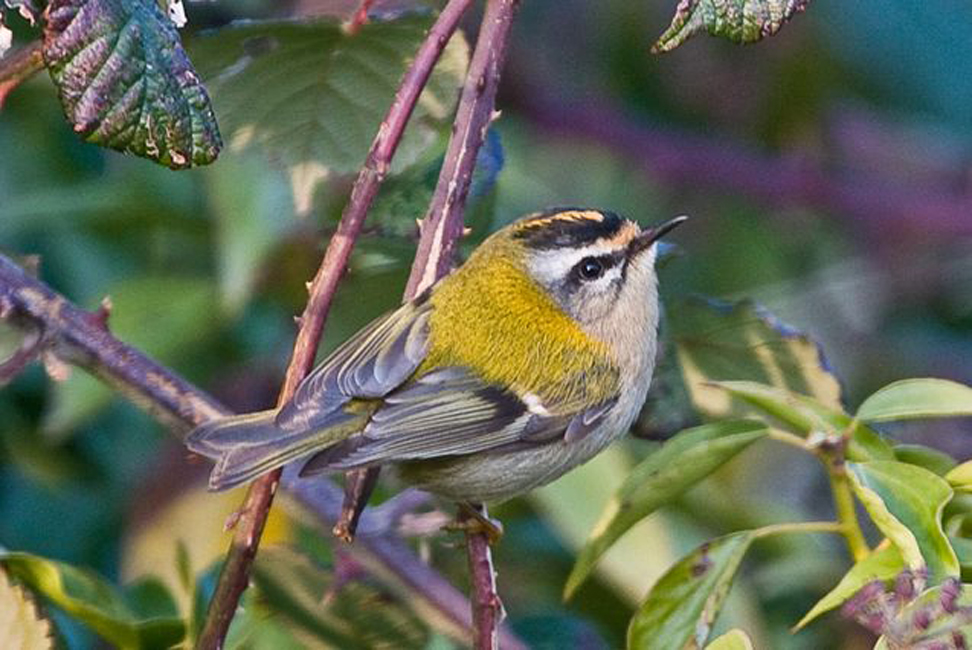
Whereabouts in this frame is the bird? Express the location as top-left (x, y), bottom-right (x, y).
top-left (186, 208), bottom-right (686, 509)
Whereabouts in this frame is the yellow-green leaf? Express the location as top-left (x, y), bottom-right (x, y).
top-left (705, 629), bottom-right (754, 650)
top-left (857, 378), bottom-right (972, 423)
top-left (794, 544), bottom-right (905, 630)
top-left (847, 461), bottom-right (958, 583)
top-left (653, 0), bottom-right (812, 53)
top-left (0, 551), bottom-right (183, 648)
top-left (565, 420), bottom-right (767, 599)
top-left (947, 460), bottom-right (972, 493)
top-left (0, 568), bottom-right (54, 650)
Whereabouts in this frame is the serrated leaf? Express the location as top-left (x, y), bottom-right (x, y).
top-left (628, 531), bottom-right (755, 649)
top-left (0, 551), bottom-right (184, 648)
top-left (795, 544), bottom-right (905, 630)
top-left (704, 629), bottom-right (754, 650)
top-left (847, 461), bottom-right (958, 584)
top-left (565, 420), bottom-right (767, 599)
top-left (42, 0), bottom-right (221, 169)
top-left (672, 298), bottom-right (842, 419)
top-left (42, 276), bottom-right (219, 439)
top-left (190, 15), bottom-right (469, 205)
top-left (856, 378), bottom-right (972, 423)
top-left (653, 0), bottom-right (811, 53)
top-left (0, 568), bottom-right (54, 650)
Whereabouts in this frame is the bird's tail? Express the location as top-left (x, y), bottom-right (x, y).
top-left (186, 409), bottom-right (363, 491)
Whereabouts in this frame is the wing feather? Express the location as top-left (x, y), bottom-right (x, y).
top-left (275, 300), bottom-right (431, 431)
top-left (300, 367), bottom-right (617, 474)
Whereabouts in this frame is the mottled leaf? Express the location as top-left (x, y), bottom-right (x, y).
top-left (856, 378), bottom-right (972, 423)
top-left (795, 544), bottom-right (905, 630)
top-left (0, 551), bottom-right (184, 648)
top-left (653, 0), bottom-right (811, 53)
top-left (704, 629), bottom-right (754, 650)
top-left (628, 531), bottom-right (754, 649)
top-left (42, 0), bottom-right (221, 169)
top-left (847, 461), bottom-right (959, 583)
top-left (874, 582), bottom-right (972, 649)
top-left (191, 15), bottom-right (468, 207)
top-left (672, 298), bottom-right (842, 420)
top-left (0, 567), bottom-right (54, 650)
top-left (565, 420), bottom-right (767, 599)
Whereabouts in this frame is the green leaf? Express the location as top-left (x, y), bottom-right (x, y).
top-left (847, 461), bottom-right (959, 583)
top-left (652, 0), bottom-right (811, 53)
top-left (0, 567), bottom-right (54, 650)
top-left (42, 276), bottom-right (219, 439)
top-left (894, 444), bottom-right (957, 477)
top-left (704, 629), bottom-right (754, 650)
top-left (794, 544), bottom-right (905, 630)
top-left (856, 378), bottom-right (972, 423)
top-left (947, 461), bottom-right (972, 493)
top-left (244, 546), bottom-right (430, 649)
top-left (565, 420), bottom-right (767, 599)
top-left (0, 551), bottom-right (184, 648)
top-left (710, 380), bottom-right (893, 461)
top-left (42, 0), bottom-right (221, 169)
top-left (190, 15), bottom-right (469, 207)
top-left (672, 298), bottom-right (843, 419)
top-left (628, 531), bottom-right (755, 650)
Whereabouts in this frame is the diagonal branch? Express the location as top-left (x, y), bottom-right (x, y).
top-left (0, 253), bottom-right (526, 650)
top-left (196, 0), bottom-right (478, 646)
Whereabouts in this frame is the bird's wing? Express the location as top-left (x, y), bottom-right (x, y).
top-left (275, 296), bottom-right (432, 431)
top-left (299, 366), bottom-right (618, 472)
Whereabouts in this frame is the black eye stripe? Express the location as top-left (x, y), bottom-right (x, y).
top-left (572, 254), bottom-right (621, 282)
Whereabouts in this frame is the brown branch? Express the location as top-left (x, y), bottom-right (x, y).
top-left (402, 1), bottom-right (520, 647)
top-left (0, 41), bottom-right (45, 108)
top-left (0, 253), bottom-right (526, 649)
top-left (196, 1), bottom-right (477, 646)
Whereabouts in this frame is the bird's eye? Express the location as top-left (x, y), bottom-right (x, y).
top-left (577, 257), bottom-right (604, 281)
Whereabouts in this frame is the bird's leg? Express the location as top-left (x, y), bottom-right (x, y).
top-left (445, 502), bottom-right (504, 545)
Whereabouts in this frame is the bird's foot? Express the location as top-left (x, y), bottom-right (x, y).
top-left (445, 503), bottom-right (504, 545)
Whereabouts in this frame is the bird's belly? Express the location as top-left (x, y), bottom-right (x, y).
top-left (397, 417), bottom-right (629, 503)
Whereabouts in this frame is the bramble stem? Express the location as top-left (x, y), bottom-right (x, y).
top-left (407, 1), bottom-right (520, 647)
top-left (196, 1), bottom-right (478, 646)
top-left (0, 41), bottom-right (44, 108)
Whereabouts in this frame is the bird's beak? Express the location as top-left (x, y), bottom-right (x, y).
top-left (628, 215), bottom-right (689, 257)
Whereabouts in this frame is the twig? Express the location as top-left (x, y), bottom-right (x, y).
top-left (0, 41), bottom-right (45, 108)
top-left (517, 92), bottom-right (972, 238)
top-left (197, 1), bottom-right (477, 646)
top-left (404, 1), bottom-right (520, 647)
top-left (0, 253), bottom-right (526, 649)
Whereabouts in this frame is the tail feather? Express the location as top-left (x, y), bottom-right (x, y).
top-left (186, 409), bottom-right (365, 491)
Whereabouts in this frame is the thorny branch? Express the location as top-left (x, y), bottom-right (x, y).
top-left (0, 40), bottom-right (44, 108)
top-left (0, 253), bottom-right (526, 650)
top-left (196, 0), bottom-right (478, 646)
top-left (404, 1), bottom-right (521, 648)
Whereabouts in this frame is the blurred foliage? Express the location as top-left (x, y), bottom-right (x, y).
top-left (2, 0), bottom-right (972, 648)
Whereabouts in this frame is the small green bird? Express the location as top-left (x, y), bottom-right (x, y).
top-left (186, 208), bottom-right (685, 504)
